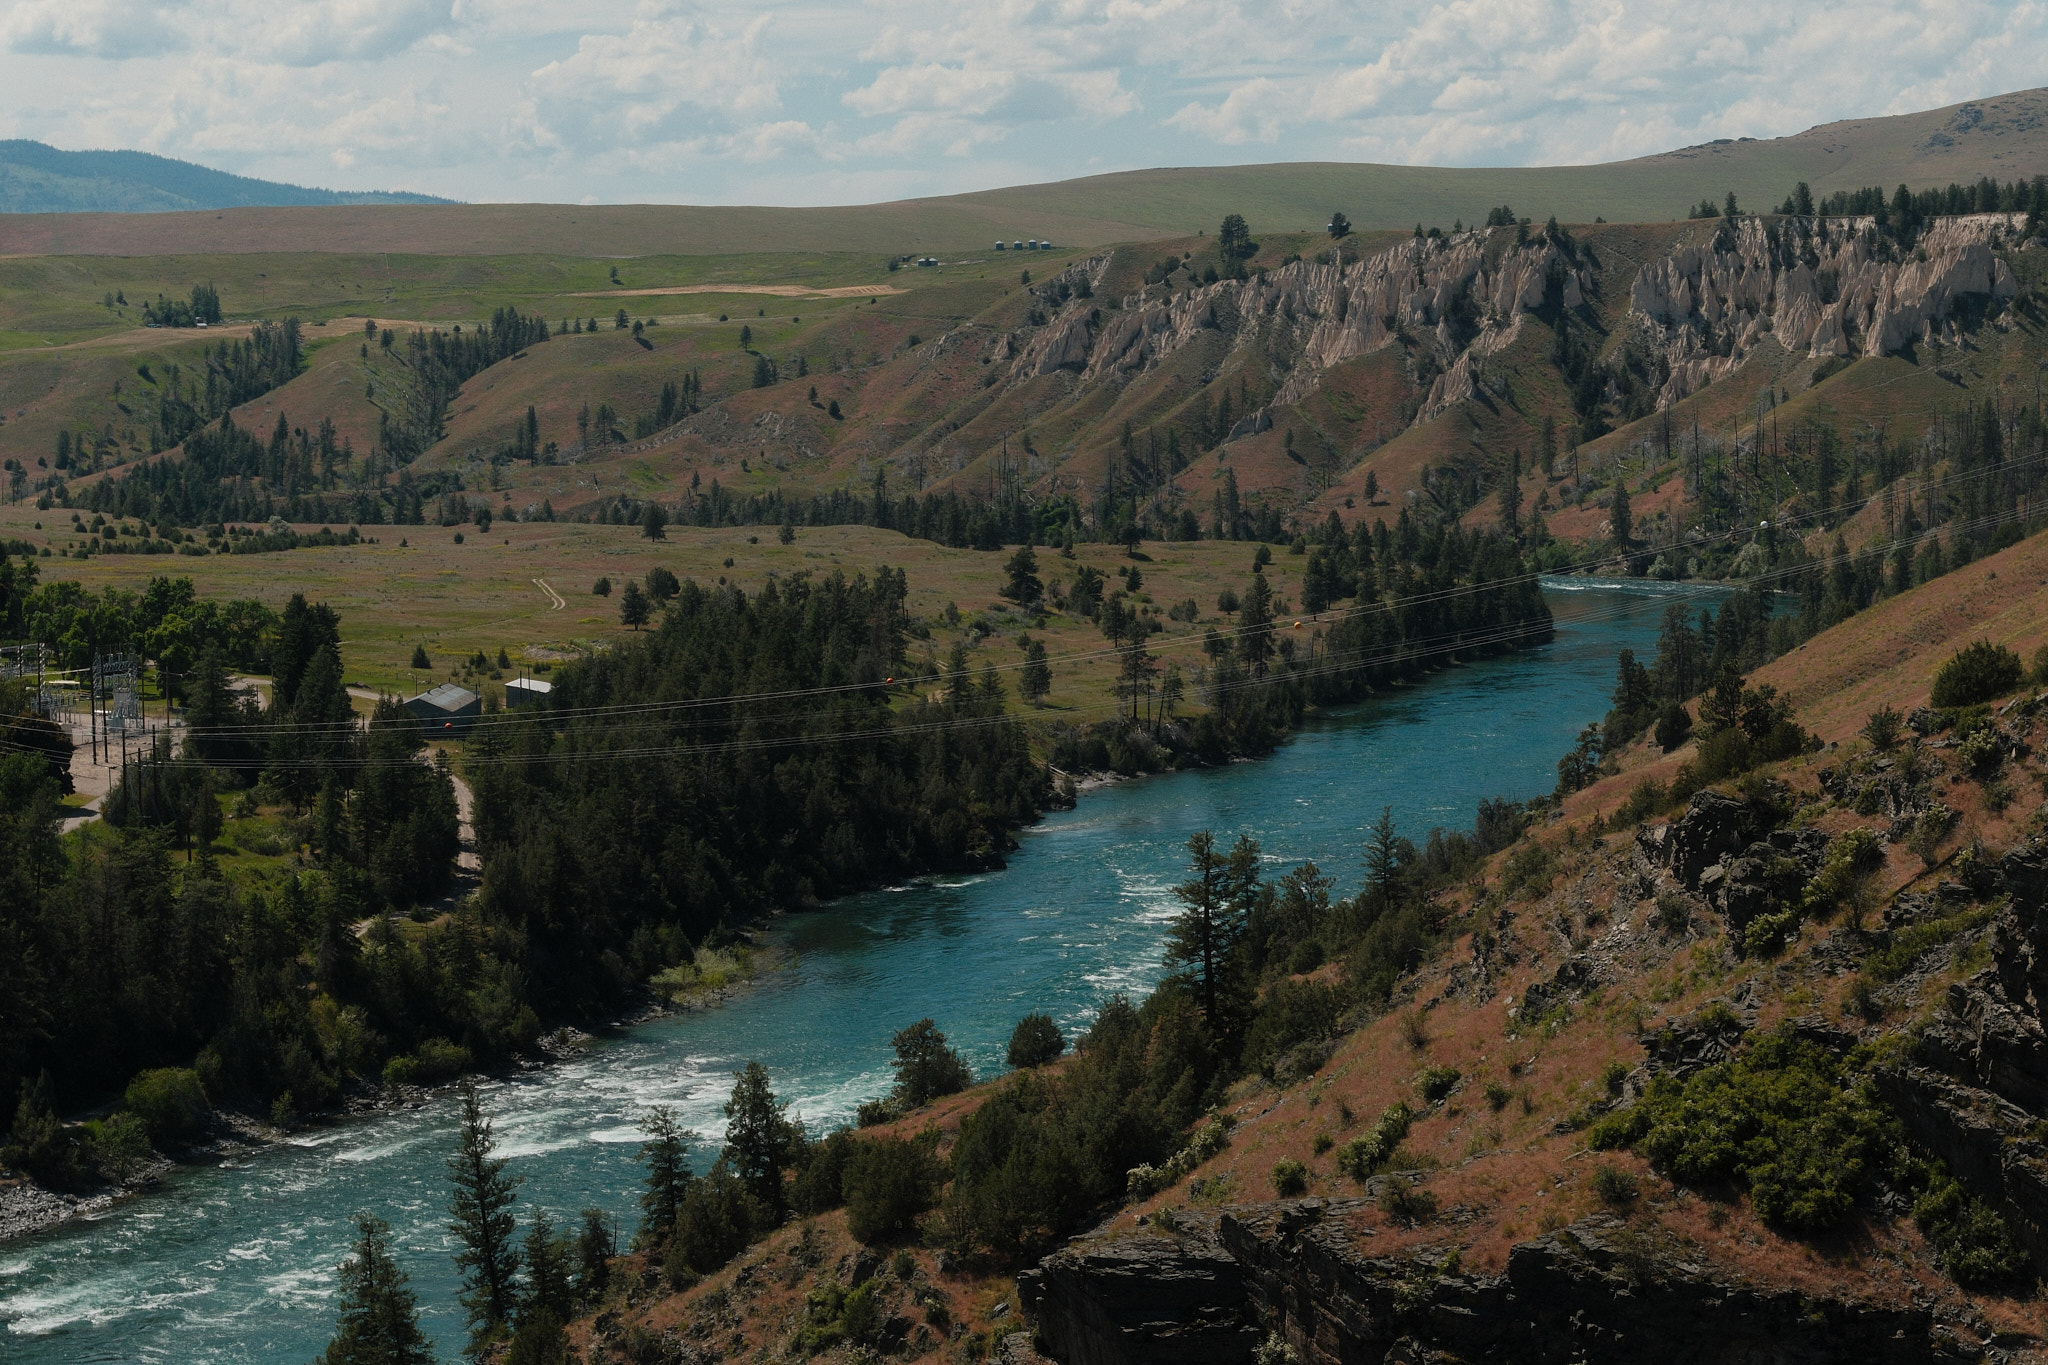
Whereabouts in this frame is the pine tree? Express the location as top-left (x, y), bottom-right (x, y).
top-left (1239, 572), bottom-right (1275, 678)
top-left (1499, 447), bottom-right (1522, 540)
top-left (321, 1213), bottom-right (435, 1365)
top-left (890, 1019), bottom-right (972, 1109)
top-left (619, 581), bottom-right (651, 630)
top-left (575, 1209), bottom-right (615, 1298)
top-left (522, 1211), bottom-right (576, 1325)
top-left (1609, 477), bottom-right (1632, 550)
top-left (1001, 544), bottom-right (1042, 606)
top-left (1165, 831), bottom-right (1244, 1027)
top-left (722, 1062), bottom-right (800, 1215)
top-left (447, 1079), bottom-right (522, 1354)
top-left (638, 1105), bottom-right (691, 1248)
top-left (641, 502), bottom-right (667, 541)
top-left (1020, 638), bottom-right (1051, 705)
top-left (1362, 806), bottom-right (1404, 919)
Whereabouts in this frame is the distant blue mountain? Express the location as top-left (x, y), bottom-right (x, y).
top-left (0, 141), bottom-right (454, 212)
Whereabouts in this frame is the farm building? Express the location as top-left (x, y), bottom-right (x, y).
top-left (504, 677), bottom-right (553, 709)
top-left (404, 682), bottom-right (480, 735)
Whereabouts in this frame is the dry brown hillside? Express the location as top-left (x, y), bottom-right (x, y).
top-left (563, 535), bottom-right (2048, 1365)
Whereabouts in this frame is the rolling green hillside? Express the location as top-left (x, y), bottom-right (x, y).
top-left (960, 86), bottom-right (2048, 236)
top-left (0, 87), bottom-right (2041, 259)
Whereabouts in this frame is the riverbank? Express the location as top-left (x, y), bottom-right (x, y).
top-left (0, 932), bottom-right (793, 1247)
top-left (0, 578), bottom-right (1558, 1254)
top-left (0, 582), bottom-right (1686, 1362)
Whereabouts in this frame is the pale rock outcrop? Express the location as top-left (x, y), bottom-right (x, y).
top-left (994, 214), bottom-right (2024, 448)
top-left (1629, 214), bottom-right (2021, 407)
top-left (1008, 231), bottom-right (1576, 427)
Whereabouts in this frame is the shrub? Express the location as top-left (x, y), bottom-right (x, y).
top-left (1126, 1117), bottom-right (1232, 1199)
top-left (1416, 1066), bottom-right (1462, 1104)
top-left (1957, 726), bottom-right (2005, 777)
top-left (1336, 1103), bottom-right (1413, 1180)
top-left (842, 1134), bottom-right (941, 1244)
top-left (1591, 1162), bottom-right (1639, 1205)
top-left (1614, 778), bottom-right (1667, 826)
top-left (794, 1278), bottom-right (884, 1354)
top-left (384, 1038), bottom-right (472, 1088)
top-left (665, 1165), bottom-right (764, 1277)
top-left (1311, 1132), bottom-right (1335, 1155)
top-left (1862, 705), bottom-right (1903, 752)
top-left (1376, 1179), bottom-right (1437, 1224)
top-left (1483, 1081), bottom-right (1513, 1113)
top-left (791, 1129), bottom-right (856, 1215)
top-left (1864, 907), bottom-right (1993, 982)
top-left (1654, 703), bottom-right (1693, 752)
top-left (1913, 1168), bottom-right (2030, 1287)
top-left (1587, 1029), bottom-right (1891, 1233)
top-left (1500, 842), bottom-right (1556, 900)
top-left (124, 1068), bottom-right (210, 1140)
top-left (1844, 976), bottom-right (1886, 1020)
top-left (1930, 641), bottom-right (2023, 709)
top-left (855, 1100), bottom-right (900, 1128)
top-left (1271, 1159), bottom-right (1309, 1196)
top-left (1906, 807), bottom-right (1952, 868)
top-left (2033, 642), bottom-right (2048, 686)
top-left (1242, 980), bottom-right (1341, 1077)
top-left (1006, 1013), bottom-right (1066, 1069)
top-left (82, 1112), bottom-right (150, 1183)
top-left (1654, 892), bottom-right (1692, 934)
top-left (1254, 1332), bottom-right (1303, 1365)
top-left (1400, 1010), bottom-right (1430, 1050)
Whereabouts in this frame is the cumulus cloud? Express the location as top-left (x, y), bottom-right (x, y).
top-left (1167, 78), bottom-right (1291, 145)
top-left (5, 0), bottom-right (190, 60)
top-left (0, 0), bottom-right (2041, 204)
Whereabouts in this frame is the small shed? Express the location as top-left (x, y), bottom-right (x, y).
top-left (504, 676), bottom-right (553, 709)
top-left (405, 682), bottom-right (480, 735)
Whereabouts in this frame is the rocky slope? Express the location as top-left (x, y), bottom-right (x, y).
top-left (996, 215), bottom-right (2024, 440)
top-left (569, 534), bottom-right (2048, 1365)
top-left (1631, 213), bottom-right (2023, 404)
top-left (1003, 546), bottom-right (2048, 1365)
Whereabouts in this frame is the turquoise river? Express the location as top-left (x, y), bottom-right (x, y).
top-left (0, 578), bottom-right (1725, 1363)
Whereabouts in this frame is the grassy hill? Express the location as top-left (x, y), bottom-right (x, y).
top-left (0, 140), bottom-right (451, 214)
top-left (1, 87), bottom-right (2041, 258)
top-left (961, 85), bottom-right (2048, 237)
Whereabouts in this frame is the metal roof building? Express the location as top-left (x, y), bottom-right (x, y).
top-left (504, 677), bottom-right (553, 709)
top-left (404, 682), bottom-right (480, 735)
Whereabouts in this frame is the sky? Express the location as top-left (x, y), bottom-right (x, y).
top-left (1, 0), bottom-right (2043, 206)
